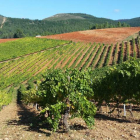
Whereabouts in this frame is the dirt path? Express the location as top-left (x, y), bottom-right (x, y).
top-left (0, 17), bottom-right (6, 28)
top-left (0, 97), bottom-right (51, 140)
top-left (0, 97), bottom-right (140, 140)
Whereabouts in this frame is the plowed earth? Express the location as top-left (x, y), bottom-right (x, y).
top-left (0, 98), bottom-right (140, 140)
top-left (41, 27), bottom-right (140, 44)
top-left (0, 38), bottom-right (18, 43)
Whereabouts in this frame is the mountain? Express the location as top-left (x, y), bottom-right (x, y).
top-left (0, 13), bottom-right (118, 39)
top-left (0, 13), bottom-right (134, 39)
top-left (44, 13), bottom-right (85, 21)
top-left (44, 13), bottom-right (116, 23)
top-left (118, 17), bottom-right (140, 27)
top-left (0, 15), bottom-right (4, 24)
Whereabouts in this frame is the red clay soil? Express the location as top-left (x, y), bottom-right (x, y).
top-left (0, 38), bottom-right (18, 43)
top-left (41, 27), bottom-right (140, 44)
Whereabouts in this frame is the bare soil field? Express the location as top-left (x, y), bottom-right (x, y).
top-left (0, 97), bottom-right (140, 140)
top-left (0, 38), bottom-right (18, 43)
top-left (41, 27), bottom-right (140, 44)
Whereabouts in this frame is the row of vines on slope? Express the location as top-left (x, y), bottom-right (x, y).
top-left (0, 37), bottom-right (70, 61)
top-left (0, 37), bottom-right (140, 89)
top-left (19, 58), bottom-right (140, 132)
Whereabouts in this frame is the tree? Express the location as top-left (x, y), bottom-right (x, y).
top-left (14, 29), bottom-right (25, 38)
top-left (117, 22), bottom-right (121, 27)
top-left (105, 22), bottom-right (109, 28)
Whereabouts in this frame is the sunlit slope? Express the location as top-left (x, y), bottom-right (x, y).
top-left (41, 27), bottom-right (140, 44)
top-left (0, 36), bottom-right (140, 89)
top-left (0, 37), bottom-right (69, 61)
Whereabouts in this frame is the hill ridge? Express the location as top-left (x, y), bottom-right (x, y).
top-left (0, 12), bottom-right (139, 39)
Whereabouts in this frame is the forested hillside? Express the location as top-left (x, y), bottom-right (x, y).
top-left (0, 13), bottom-right (123, 39)
top-left (118, 17), bottom-right (140, 27)
top-left (0, 15), bottom-right (4, 24)
top-left (1, 13), bottom-right (140, 39)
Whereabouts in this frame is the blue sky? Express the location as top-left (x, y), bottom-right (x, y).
top-left (0, 0), bottom-right (140, 20)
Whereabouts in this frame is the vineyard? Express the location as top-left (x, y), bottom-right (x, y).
top-left (0, 36), bottom-right (140, 89)
top-left (0, 33), bottom-right (140, 139)
top-left (19, 60), bottom-right (140, 132)
top-left (0, 37), bottom-right (69, 61)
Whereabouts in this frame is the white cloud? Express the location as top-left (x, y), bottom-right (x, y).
top-left (114, 9), bottom-right (120, 13)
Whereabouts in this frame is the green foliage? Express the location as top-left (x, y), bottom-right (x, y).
top-left (117, 22), bottom-right (121, 27)
top-left (119, 42), bottom-right (124, 64)
top-left (92, 59), bottom-right (140, 106)
top-left (0, 87), bottom-right (14, 110)
top-left (0, 13), bottom-right (119, 38)
top-left (118, 18), bottom-right (140, 27)
top-left (14, 29), bottom-right (25, 38)
top-left (1, 56), bottom-right (140, 132)
top-left (132, 38), bottom-right (136, 58)
top-left (81, 44), bottom-right (97, 70)
top-left (91, 22), bottom-right (130, 29)
top-left (22, 69), bottom-right (97, 131)
top-left (104, 44), bottom-right (113, 66)
top-left (0, 15), bottom-right (4, 25)
top-left (96, 46), bottom-right (108, 68)
top-left (17, 84), bottom-right (26, 103)
top-left (91, 44), bottom-right (103, 68)
top-left (21, 59), bottom-right (140, 131)
top-left (0, 37), bottom-right (69, 61)
top-left (27, 81), bottom-right (35, 90)
top-left (0, 38), bottom-right (139, 91)
top-left (126, 41), bottom-right (130, 60)
top-left (112, 43), bottom-right (118, 65)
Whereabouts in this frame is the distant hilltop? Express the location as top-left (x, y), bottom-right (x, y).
top-left (0, 13), bottom-right (140, 39)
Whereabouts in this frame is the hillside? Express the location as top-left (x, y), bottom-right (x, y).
top-left (44, 13), bottom-right (115, 23)
top-left (41, 27), bottom-right (140, 44)
top-left (44, 13), bottom-right (85, 21)
top-left (0, 36), bottom-right (140, 140)
top-left (0, 15), bottom-right (4, 25)
top-left (118, 17), bottom-right (140, 27)
top-left (0, 13), bottom-right (140, 39)
top-left (0, 13), bottom-right (119, 39)
top-left (0, 36), bottom-right (140, 89)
